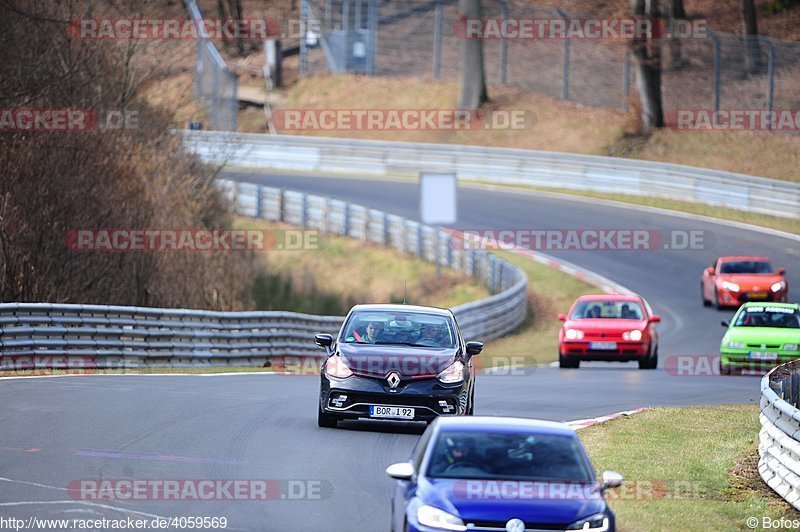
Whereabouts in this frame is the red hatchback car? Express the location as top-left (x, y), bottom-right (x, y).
top-left (701, 255), bottom-right (788, 309)
top-left (558, 295), bottom-right (661, 370)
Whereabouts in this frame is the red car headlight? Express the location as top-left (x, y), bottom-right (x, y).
top-left (622, 330), bottom-right (643, 341)
top-left (564, 329), bottom-right (584, 340)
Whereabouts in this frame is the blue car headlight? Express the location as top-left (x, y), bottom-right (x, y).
top-left (417, 504), bottom-right (466, 531)
top-left (567, 513), bottom-right (610, 531)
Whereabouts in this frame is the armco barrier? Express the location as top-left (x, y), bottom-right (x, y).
top-left (180, 131), bottom-right (800, 220)
top-left (0, 183), bottom-right (527, 369)
top-left (759, 361), bottom-right (800, 510)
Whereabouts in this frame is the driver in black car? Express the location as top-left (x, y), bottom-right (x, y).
top-left (417, 324), bottom-right (445, 346)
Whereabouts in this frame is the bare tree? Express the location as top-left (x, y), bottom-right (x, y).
top-left (458, 0), bottom-right (488, 110)
top-left (741, 0), bottom-right (762, 75)
top-left (630, 0), bottom-right (664, 130)
top-left (217, 0), bottom-right (245, 56)
top-left (663, 0), bottom-right (685, 67)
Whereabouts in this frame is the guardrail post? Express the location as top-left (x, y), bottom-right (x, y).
top-left (383, 212), bottom-right (390, 246)
top-left (279, 189), bottom-right (286, 222)
top-left (759, 36), bottom-right (776, 130)
top-left (498, 0), bottom-right (508, 85)
top-left (343, 203), bottom-right (350, 236)
top-left (301, 194), bottom-right (308, 227)
top-left (447, 234), bottom-right (453, 268)
top-left (707, 30), bottom-right (721, 113)
top-left (792, 370), bottom-right (800, 408)
top-left (417, 226), bottom-right (423, 257)
top-left (433, 0), bottom-right (442, 80)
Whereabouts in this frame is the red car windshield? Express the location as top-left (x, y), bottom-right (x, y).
top-left (570, 301), bottom-right (644, 320)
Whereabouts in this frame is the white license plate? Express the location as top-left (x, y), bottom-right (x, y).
top-left (589, 342), bottom-right (618, 351)
top-left (749, 352), bottom-right (777, 361)
top-left (369, 406), bottom-right (415, 419)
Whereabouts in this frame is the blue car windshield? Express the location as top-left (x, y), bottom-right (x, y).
top-left (426, 431), bottom-right (592, 482)
top-left (340, 310), bottom-right (457, 348)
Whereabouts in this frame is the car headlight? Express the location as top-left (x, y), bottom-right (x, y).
top-left (417, 504), bottom-right (466, 531)
top-left (771, 281), bottom-right (786, 292)
top-left (567, 513), bottom-right (610, 531)
top-left (622, 330), bottom-right (643, 341)
top-left (785, 344), bottom-right (799, 352)
top-left (724, 340), bottom-right (745, 349)
top-left (565, 329), bottom-right (584, 340)
top-left (437, 361), bottom-right (464, 384)
top-left (325, 355), bottom-right (353, 378)
top-left (721, 281), bottom-right (740, 292)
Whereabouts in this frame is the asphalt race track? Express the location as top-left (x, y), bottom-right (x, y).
top-left (2, 172), bottom-right (798, 531)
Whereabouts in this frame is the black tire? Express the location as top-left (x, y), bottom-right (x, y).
top-left (639, 344), bottom-right (657, 370)
top-left (714, 291), bottom-right (724, 310)
top-left (466, 387), bottom-right (475, 416)
top-left (559, 353), bottom-right (577, 369)
top-left (702, 284), bottom-right (711, 307)
top-left (719, 359), bottom-right (731, 376)
top-left (317, 408), bottom-right (339, 428)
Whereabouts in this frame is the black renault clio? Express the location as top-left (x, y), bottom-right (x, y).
top-left (315, 304), bottom-right (483, 428)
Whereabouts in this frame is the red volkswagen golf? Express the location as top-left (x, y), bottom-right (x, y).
top-left (558, 295), bottom-right (661, 370)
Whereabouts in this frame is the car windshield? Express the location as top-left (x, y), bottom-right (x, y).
top-left (426, 430), bottom-right (592, 482)
top-left (569, 301), bottom-right (644, 320)
top-left (340, 310), bottom-right (457, 348)
top-left (720, 261), bottom-right (774, 274)
top-left (734, 307), bottom-right (800, 329)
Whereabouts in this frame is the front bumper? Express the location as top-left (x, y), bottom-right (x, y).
top-left (717, 288), bottom-right (787, 306)
top-left (560, 341), bottom-right (648, 361)
top-left (320, 373), bottom-right (470, 422)
top-left (720, 348), bottom-right (800, 370)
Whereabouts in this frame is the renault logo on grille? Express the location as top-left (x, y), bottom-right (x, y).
top-left (387, 372), bottom-right (401, 389)
top-left (505, 518), bottom-right (525, 532)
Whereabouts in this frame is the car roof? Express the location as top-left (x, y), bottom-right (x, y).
top-left (435, 416), bottom-right (578, 438)
top-left (575, 294), bottom-right (641, 303)
top-left (348, 303), bottom-right (452, 316)
top-left (718, 255), bottom-right (771, 262)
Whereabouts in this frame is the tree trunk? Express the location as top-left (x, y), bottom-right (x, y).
top-left (458, 0), bottom-right (488, 109)
top-left (741, 0), bottom-right (761, 75)
top-left (630, 0), bottom-right (664, 130)
top-left (664, 0), bottom-right (685, 67)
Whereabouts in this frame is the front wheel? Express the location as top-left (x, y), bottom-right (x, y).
top-left (317, 408), bottom-right (339, 428)
top-left (701, 283), bottom-right (711, 307)
top-left (559, 353), bottom-right (578, 369)
top-left (639, 345), bottom-right (658, 370)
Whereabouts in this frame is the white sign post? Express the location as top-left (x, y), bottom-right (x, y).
top-left (420, 173), bottom-right (457, 278)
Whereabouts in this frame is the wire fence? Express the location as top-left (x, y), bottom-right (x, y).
top-left (299, 1), bottom-right (800, 120)
top-left (184, 0), bottom-right (239, 131)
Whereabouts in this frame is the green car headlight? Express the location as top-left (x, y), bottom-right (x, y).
top-left (785, 344), bottom-right (799, 352)
top-left (724, 340), bottom-right (745, 349)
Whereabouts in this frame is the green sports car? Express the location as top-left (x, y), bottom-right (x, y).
top-left (719, 302), bottom-right (800, 375)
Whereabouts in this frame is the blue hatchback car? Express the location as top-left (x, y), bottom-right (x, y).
top-left (386, 416), bottom-right (622, 532)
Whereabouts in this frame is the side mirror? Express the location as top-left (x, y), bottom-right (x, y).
top-left (466, 341), bottom-right (483, 356)
top-left (557, 313), bottom-right (567, 321)
top-left (315, 333), bottom-right (333, 348)
top-left (721, 320), bottom-right (730, 327)
top-left (705, 267), bottom-right (715, 276)
top-left (649, 315), bottom-right (661, 323)
top-left (601, 471), bottom-right (624, 490)
top-left (386, 462), bottom-right (414, 481)
top-left (778, 268), bottom-right (786, 276)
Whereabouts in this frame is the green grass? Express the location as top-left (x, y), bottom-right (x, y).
top-left (580, 405), bottom-right (798, 531)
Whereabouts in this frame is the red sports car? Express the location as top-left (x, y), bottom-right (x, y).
top-left (701, 255), bottom-right (788, 309)
top-left (558, 294), bottom-right (661, 370)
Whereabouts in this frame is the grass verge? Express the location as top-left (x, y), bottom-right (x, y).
top-left (580, 405), bottom-right (798, 531)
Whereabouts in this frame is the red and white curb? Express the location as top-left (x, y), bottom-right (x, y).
top-left (566, 407), bottom-right (650, 430)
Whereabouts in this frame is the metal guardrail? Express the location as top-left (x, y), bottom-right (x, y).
top-left (759, 361), bottom-right (800, 510)
top-left (181, 131), bottom-right (800, 219)
top-left (0, 183), bottom-right (527, 369)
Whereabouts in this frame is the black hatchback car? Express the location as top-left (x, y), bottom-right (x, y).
top-left (315, 304), bottom-right (483, 428)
